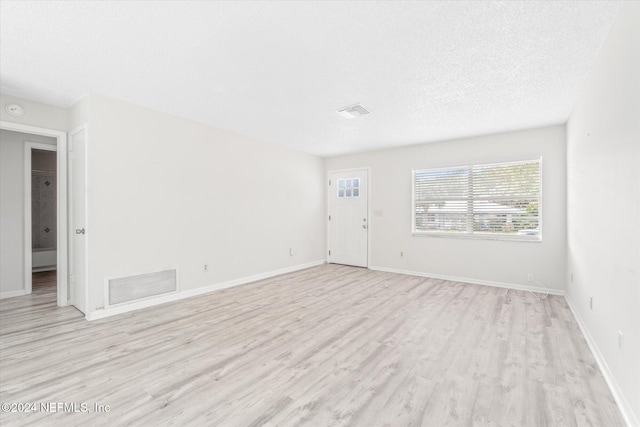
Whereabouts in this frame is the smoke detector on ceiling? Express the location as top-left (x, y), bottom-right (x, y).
top-left (336, 104), bottom-right (371, 119)
top-left (5, 104), bottom-right (24, 117)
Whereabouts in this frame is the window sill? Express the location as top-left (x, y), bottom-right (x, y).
top-left (412, 232), bottom-right (542, 242)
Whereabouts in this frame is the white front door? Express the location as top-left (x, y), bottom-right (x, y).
top-left (328, 169), bottom-right (368, 267)
top-left (69, 126), bottom-right (88, 314)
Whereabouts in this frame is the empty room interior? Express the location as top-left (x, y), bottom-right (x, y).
top-left (0, 1), bottom-right (638, 426)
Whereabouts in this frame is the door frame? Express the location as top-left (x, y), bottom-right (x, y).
top-left (69, 124), bottom-right (90, 314)
top-left (25, 141), bottom-right (58, 291)
top-left (326, 167), bottom-right (371, 268)
top-left (1, 120), bottom-right (68, 306)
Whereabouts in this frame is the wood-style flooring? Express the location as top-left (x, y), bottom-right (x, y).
top-left (0, 265), bottom-right (625, 426)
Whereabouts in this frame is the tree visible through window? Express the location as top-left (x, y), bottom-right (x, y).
top-left (413, 159), bottom-right (541, 240)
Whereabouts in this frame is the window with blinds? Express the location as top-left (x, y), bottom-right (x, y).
top-left (412, 159), bottom-right (541, 240)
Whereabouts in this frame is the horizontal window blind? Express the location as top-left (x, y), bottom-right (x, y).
top-left (413, 159), bottom-right (541, 240)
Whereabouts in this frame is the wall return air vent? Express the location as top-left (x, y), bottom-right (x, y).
top-left (336, 104), bottom-right (371, 119)
top-left (106, 268), bottom-right (177, 307)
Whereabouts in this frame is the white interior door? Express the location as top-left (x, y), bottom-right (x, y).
top-left (70, 126), bottom-right (87, 314)
top-left (328, 169), bottom-right (368, 267)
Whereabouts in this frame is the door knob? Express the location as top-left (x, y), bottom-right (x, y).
top-left (75, 228), bottom-right (85, 234)
top-left (362, 225), bottom-right (367, 229)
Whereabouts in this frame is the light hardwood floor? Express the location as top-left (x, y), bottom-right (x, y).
top-left (0, 265), bottom-right (624, 426)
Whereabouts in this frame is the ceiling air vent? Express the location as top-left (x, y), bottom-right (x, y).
top-left (336, 104), bottom-right (371, 119)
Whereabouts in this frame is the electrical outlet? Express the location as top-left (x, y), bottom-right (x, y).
top-left (527, 273), bottom-right (533, 282)
top-left (204, 264), bottom-right (208, 272)
top-left (589, 296), bottom-right (593, 310)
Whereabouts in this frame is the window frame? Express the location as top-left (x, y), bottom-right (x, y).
top-left (336, 177), bottom-right (361, 199)
top-left (411, 158), bottom-right (543, 242)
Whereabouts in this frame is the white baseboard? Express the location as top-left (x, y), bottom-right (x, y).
top-left (0, 289), bottom-right (27, 299)
top-left (565, 295), bottom-right (638, 427)
top-left (85, 260), bottom-right (325, 321)
top-left (368, 266), bottom-right (565, 296)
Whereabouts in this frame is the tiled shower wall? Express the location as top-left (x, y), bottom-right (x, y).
top-left (31, 150), bottom-right (56, 250)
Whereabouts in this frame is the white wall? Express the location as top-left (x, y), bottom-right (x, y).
top-left (0, 129), bottom-right (56, 297)
top-left (1, 93), bottom-right (68, 131)
top-left (68, 95), bottom-right (90, 131)
top-left (325, 125), bottom-right (567, 292)
top-left (566, 2), bottom-right (640, 425)
top-left (85, 94), bottom-right (325, 312)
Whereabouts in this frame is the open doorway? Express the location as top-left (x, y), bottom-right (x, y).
top-left (29, 146), bottom-right (58, 297)
top-left (0, 122), bottom-right (68, 306)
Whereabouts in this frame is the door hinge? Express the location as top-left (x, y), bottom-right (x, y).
top-left (329, 180), bottom-right (331, 186)
top-left (328, 215), bottom-right (331, 221)
top-left (328, 250), bottom-right (331, 256)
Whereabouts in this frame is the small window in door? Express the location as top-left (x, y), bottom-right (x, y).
top-left (337, 178), bottom-right (360, 198)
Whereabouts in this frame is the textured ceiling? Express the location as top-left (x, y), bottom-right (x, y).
top-left (0, 1), bottom-right (620, 157)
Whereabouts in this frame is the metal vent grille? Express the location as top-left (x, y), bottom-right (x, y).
top-left (336, 104), bottom-right (371, 119)
top-left (107, 268), bottom-right (177, 307)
